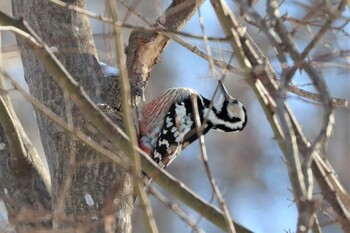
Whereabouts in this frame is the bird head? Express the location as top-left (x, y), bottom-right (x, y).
top-left (211, 80), bottom-right (247, 132)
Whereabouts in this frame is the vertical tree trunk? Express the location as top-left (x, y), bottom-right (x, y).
top-left (11, 0), bottom-right (133, 232)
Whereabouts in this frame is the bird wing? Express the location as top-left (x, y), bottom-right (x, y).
top-left (138, 88), bottom-right (198, 157)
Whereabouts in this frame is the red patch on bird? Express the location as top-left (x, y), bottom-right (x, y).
top-left (139, 143), bottom-right (152, 156)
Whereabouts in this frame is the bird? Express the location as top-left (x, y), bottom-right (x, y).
top-left (98, 62), bottom-right (247, 168)
top-left (138, 81), bottom-right (247, 169)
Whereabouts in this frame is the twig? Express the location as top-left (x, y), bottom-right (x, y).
top-left (190, 192), bottom-right (215, 233)
top-left (0, 69), bottom-right (130, 170)
top-left (0, 31), bottom-right (49, 180)
top-left (275, 91), bottom-right (314, 232)
top-left (195, 10), bottom-right (235, 233)
top-left (198, 8), bottom-right (217, 76)
top-left (191, 95), bottom-right (236, 233)
top-left (54, 67), bottom-right (77, 227)
top-left (241, 8), bottom-right (348, 230)
top-left (0, 10), bottom-right (253, 233)
top-left (244, 5), bottom-right (314, 230)
top-left (0, 75), bottom-right (29, 175)
top-left (44, 1), bottom-right (349, 108)
top-left (146, 185), bottom-right (205, 233)
top-left (241, 2), bottom-right (319, 230)
top-left (286, 85), bottom-right (349, 107)
top-left (106, 1), bottom-right (158, 232)
top-left (0, 31), bottom-right (51, 228)
top-left (266, 6), bottom-right (335, 229)
top-left (53, 141), bottom-right (76, 229)
top-left (211, 0), bottom-right (350, 232)
top-left (288, 107), bottom-right (350, 231)
top-left (268, 0), bottom-right (343, 160)
top-left (49, 0), bottom-right (228, 42)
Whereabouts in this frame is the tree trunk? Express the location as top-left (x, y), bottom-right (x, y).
top-left (11, 0), bottom-right (133, 232)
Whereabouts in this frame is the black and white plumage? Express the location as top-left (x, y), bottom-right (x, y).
top-left (138, 81), bottom-right (247, 168)
top-left (98, 62), bottom-right (247, 168)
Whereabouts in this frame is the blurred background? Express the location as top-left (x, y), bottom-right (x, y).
top-left (1, 0), bottom-right (349, 232)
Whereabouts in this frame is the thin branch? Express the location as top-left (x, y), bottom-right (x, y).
top-left (194, 11), bottom-right (235, 233)
top-left (53, 140), bottom-right (76, 229)
top-left (265, 5), bottom-right (342, 230)
top-left (0, 34), bottom-right (48, 178)
top-left (191, 95), bottom-right (236, 233)
top-left (238, 5), bottom-right (350, 228)
top-left (286, 85), bottom-right (349, 107)
top-left (49, 0), bottom-right (229, 42)
top-left (0, 86), bottom-right (28, 174)
top-left (240, 2), bottom-right (324, 229)
top-left (217, 5), bottom-right (313, 231)
top-left (0, 11), bottom-right (252, 233)
top-left (211, 1), bottom-right (350, 232)
top-left (197, 8), bottom-right (217, 76)
top-left (43, 2), bottom-right (349, 108)
top-left (267, 0), bottom-right (340, 159)
top-left (288, 108), bottom-right (350, 232)
top-left (107, 1), bottom-right (158, 232)
top-left (0, 69), bottom-right (130, 170)
top-left (0, 33), bottom-right (51, 229)
top-left (298, 1), bottom-right (346, 73)
top-left (146, 185), bottom-right (205, 233)
top-left (275, 93), bottom-right (314, 232)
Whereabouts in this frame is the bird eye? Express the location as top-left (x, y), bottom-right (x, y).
top-left (231, 99), bottom-right (238, 104)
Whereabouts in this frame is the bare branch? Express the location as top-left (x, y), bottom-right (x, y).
top-left (0, 69), bottom-right (129, 170)
top-left (286, 85), bottom-right (349, 107)
top-left (107, 1), bottom-right (158, 232)
top-left (211, 0), bottom-right (350, 232)
top-left (147, 185), bottom-right (205, 233)
top-left (0, 11), bottom-right (252, 233)
top-left (267, 0), bottom-right (340, 157)
top-left (0, 30), bottom-right (51, 229)
top-left (191, 95), bottom-right (236, 233)
top-left (49, 0), bottom-right (228, 42)
top-left (45, 1), bottom-right (349, 109)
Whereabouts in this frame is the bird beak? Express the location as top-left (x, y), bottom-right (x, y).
top-left (218, 80), bottom-right (231, 100)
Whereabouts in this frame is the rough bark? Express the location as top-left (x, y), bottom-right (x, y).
top-left (126, 0), bottom-right (206, 101)
top-left (11, 0), bottom-right (133, 232)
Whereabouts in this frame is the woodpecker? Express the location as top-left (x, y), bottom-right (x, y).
top-left (98, 62), bottom-right (247, 168)
top-left (138, 81), bottom-right (247, 168)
